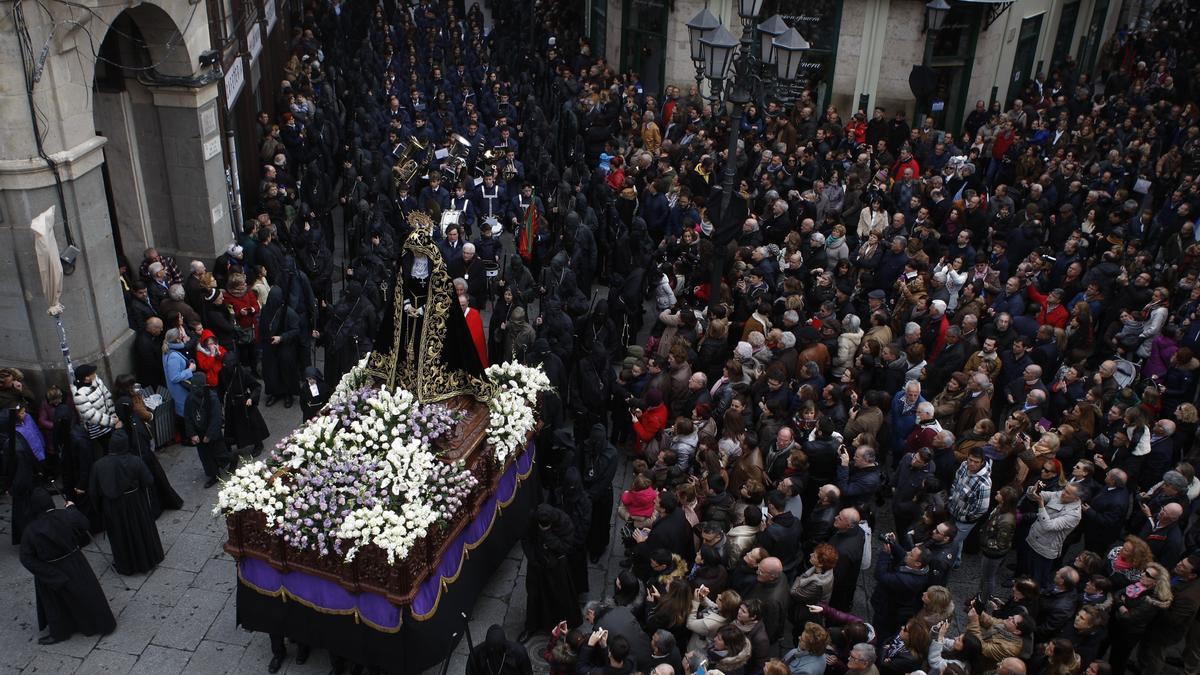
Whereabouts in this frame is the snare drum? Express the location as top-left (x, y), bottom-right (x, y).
top-left (483, 214), bottom-right (502, 235)
top-left (439, 209), bottom-right (462, 235)
top-left (483, 260), bottom-right (500, 279)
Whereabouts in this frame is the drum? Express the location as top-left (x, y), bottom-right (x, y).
top-left (483, 214), bottom-right (502, 235)
top-left (439, 209), bottom-right (462, 235)
top-left (483, 260), bottom-right (500, 279)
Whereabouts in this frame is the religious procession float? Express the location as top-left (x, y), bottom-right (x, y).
top-left (217, 214), bottom-right (550, 673)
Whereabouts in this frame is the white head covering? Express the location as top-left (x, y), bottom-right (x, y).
top-left (411, 254), bottom-right (430, 280)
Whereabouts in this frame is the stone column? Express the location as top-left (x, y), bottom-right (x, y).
top-left (0, 137), bottom-right (135, 390)
top-left (149, 83), bottom-right (236, 262)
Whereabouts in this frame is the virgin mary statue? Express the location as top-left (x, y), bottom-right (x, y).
top-left (365, 213), bottom-right (493, 403)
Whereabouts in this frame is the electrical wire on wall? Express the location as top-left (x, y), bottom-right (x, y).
top-left (12, 0), bottom-right (76, 250)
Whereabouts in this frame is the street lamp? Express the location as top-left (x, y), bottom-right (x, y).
top-left (925, 0), bottom-right (951, 32)
top-left (773, 27), bottom-right (810, 82)
top-left (686, 2), bottom-right (807, 312)
top-left (686, 7), bottom-right (721, 91)
top-left (736, 0), bottom-right (765, 20)
top-left (756, 14), bottom-right (788, 65)
top-left (699, 24), bottom-right (739, 82)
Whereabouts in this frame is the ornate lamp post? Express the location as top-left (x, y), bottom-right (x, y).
top-left (687, 3), bottom-right (808, 311)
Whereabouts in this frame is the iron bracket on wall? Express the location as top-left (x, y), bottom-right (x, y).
top-left (982, 1), bottom-right (1014, 30)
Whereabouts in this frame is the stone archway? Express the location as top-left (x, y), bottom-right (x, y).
top-left (93, 2), bottom-right (231, 263)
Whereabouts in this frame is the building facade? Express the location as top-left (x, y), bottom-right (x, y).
top-left (592, 0), bottom-right (1122, 133)
top-left (0, 0), bottom-right (291, 388)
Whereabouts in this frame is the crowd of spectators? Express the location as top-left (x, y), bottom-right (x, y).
top-left (7, 0), bottom-right (1200, 673)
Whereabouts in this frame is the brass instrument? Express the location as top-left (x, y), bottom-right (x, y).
top-left (393, 136), bottom-right (427, 187)
top-left (502, 158), bottom-right (517, 182)
top-left (442, 133), bottom-right (472, 181)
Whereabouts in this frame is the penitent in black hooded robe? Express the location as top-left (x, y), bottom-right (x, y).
top-left (88, 405), bottom-right (165, 575)
top-left (19, 489), bottom-right (115, 641)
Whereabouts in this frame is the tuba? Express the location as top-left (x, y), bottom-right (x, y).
top-left (442, 133), bottom-right (472, 180)
top-left (394, 136), bottom-right (427, 187)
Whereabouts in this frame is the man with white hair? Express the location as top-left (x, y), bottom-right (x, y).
top-left (890, 380), bottom-right (926, 463)
top-left (184, 260), bottom-right (208, 314)
top-left (1144, 419), bottom-right (1178, 489)
top-left (449, 241), bottom-right (487, 309)
top-left (846, 643), bottom-right (876, 673)
top-left (1137, 500), bottom-right (1186, 568)
top-left (903, 401), bottom-right (943, 457)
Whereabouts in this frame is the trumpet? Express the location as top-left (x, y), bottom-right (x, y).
top-left (393, 136), bottom-right (427, 186)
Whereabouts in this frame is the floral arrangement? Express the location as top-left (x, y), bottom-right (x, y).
top-left (218, 359), bottom-right (549, 565)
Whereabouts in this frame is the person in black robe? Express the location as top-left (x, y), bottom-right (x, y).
top-left (3, 406), bottom-right (39, 545)
top-left (19, 488), bottom-right (115, 644)
top-left (259, 286), bottom-right (302, 407)
top-left (466, 625), bottom-right (533, 675)
top-left (58, 419), bottom-right (103, 533)
top-left (218, 352), bottom-right (270, 456)
top-left (519, 503), bottom-right (582, 642)
top-left (299, 367), bottom-right (330, 421)
top-left (579, 423), bottom-right (618, 563)
top-left (319, 281), bottom-right (376, 388)
top-left (184, 372), bottom-right (234, 487)
top-left (89, 405), bottom-right (165, 575)
top-left (112, 392), bottom-right (183, 519)
top-left (552, 465), bottom-right (592, 595)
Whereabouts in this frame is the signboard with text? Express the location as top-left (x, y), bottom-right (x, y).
top-left (767, 0), bottom-right (841, 102)
top-left (224, 55), bottom-right (245, 110)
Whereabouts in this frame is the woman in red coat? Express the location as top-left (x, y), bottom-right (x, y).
top-left (459, 294), bottom-right (488, 367)
top-left (632, 388), bottom-right (669, 457)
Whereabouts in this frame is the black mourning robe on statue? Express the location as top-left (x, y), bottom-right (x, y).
top-left (372, 249), bottom-right (486, 380)
top-left (88, 427), bottom-right (164, 575)
top-left (19, 491), bottom-right (115, 641)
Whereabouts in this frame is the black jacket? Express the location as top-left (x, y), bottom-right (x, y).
top-left (756, 510), bottom-right (803, 574)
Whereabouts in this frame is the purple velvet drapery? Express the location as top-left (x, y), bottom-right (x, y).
top-left (238, 442), bottom-right (535, 630)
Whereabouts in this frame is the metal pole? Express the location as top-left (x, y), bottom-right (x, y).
top-left (226, 129), bottom-right (244, 237)
top-left (709, 96), bottom-right (744, 314)
top-left (53, 312), bottom-right (75, 383)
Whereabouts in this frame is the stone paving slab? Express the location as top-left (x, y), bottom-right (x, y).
top-left (151, 587), bottom-right (227, 651)
top-left (127, 645), bottom-right (191, 675)
top-left (74, 648), bottom-right (136, 675)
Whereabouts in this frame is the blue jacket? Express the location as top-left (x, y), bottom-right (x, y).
top-left (890, 391), bottom-right (926, 454)
top-left (163, 343), bottom-right (192, 417)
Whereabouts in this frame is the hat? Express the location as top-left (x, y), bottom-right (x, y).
top-left (868, 289), bottom-right (886, 300)
top-left (204, 287), bottom-right (220, 302)
top-left (228, 243), bottom-right (244, 257)
top-left (75, 364), bottom-right (97, 380)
